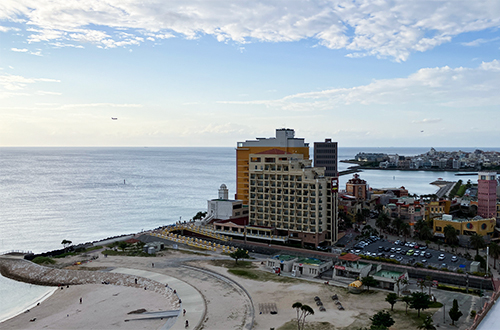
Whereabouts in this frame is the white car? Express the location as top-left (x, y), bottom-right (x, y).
top-left (451, 256), bottom-right (458, 262)
top-left (438, 254), bottom-right (446, 261)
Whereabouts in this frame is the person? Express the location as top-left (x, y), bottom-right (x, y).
top-left (183, 309), bottom-right (186, 316)
top-left (79, 297), bottom-right (82, 304)
top-left (135, 278), bottom-right (138, 284)
top-left (152, 263), bottom-right (154, 268)
top-left (185, 320), bottom-right (189, 328)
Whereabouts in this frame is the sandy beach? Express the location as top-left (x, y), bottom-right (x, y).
top-left (0, 245), bottom-right (445, 330)
top-left (2, 284), bottom-right (173, 329)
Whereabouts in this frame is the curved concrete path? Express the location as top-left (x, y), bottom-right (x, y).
top-left (111, 268), bottom-right (205, 330)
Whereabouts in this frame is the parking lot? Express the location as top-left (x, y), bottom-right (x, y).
top-left (346, 236), bottom-right (471, 272)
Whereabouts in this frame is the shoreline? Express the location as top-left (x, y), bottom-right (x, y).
top-left (0, 274), bottom-right (57, 324)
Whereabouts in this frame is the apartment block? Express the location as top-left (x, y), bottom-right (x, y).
top-left (477, 172), bottom-right (497, 219)
top-left (248, 150), bottom-right (338, 247)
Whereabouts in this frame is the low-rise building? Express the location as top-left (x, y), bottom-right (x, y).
top-left (433, 214), bottom-right (496, 238)
top-left (292, 257), bottom-right (333, 278)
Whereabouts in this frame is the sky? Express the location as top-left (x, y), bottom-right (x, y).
top-left (1, 0), bottom-right (500, 147)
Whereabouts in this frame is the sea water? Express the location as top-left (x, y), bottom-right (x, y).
top-left (0, 146), bottom-right (497, 322)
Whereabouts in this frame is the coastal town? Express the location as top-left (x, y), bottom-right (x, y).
top-left (350, 148), bottom-right (500, 171)
top-left (1, 128), bottom-right (500, 330)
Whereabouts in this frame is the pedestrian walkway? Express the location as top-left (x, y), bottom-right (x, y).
top-left (111, 268), bottom-right (206, 330)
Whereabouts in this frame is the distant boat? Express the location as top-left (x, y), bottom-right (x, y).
top-left (111, 117), bottom-right (118, 120)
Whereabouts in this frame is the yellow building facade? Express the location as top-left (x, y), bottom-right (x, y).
top-left (236, 129), bottom-right (309, 205)
top-left (433, 216), bottom-right (495, 237)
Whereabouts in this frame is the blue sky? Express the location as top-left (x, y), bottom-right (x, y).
top-left (1, 1), bottom-right (500, 147)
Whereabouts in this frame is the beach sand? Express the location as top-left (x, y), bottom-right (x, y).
top-left (1, 284), bottom-right (172, 329)
top-left (1, 249), bottom-right (435, 330)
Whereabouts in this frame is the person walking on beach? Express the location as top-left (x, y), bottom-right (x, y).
top-left (152, 262), bottom-right (154, 268)
top-left (185, 320), bottom-right (189, 328)
top-left (79, 297), bottom-right (82, 304)
top-left (183, 309), bottom-right (186, 316)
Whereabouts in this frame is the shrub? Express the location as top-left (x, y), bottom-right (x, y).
top-left (470, 310), bottom-right (477, 318)
top-left (32, 256), bottom-right (55, 265)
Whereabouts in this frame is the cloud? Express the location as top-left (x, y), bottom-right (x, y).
top-left (11, 48), bottom-right (28, 52)
top-left (0, 74), bottom-right (60, 99)
top-left (412, 118), bottom-right (442, 124)
top-left (461, 37), bottom-right (500, 47)
top-left (219, 60), bottom-right (500, 110)
top-left (1, 0), bottom-right (500, 60)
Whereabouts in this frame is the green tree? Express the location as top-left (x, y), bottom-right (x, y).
top-left (292, 302), bottom-right (314, 330)
top-left (118, 241), bottom-right (129, 252)
top-left (401, 222), bottom-right (411, 242)
top-left (402, 295), bottom-right (412, 314)
top-left (489, 241), bottom-right (500, 269)
top-left (193, 211), bottom-right (207, 220)
top-left (385, 293), bottom-right (398, 311)
top-left (474, 254), bottom-right (487, 270)
top-left (469, 233), bottom-right (486, 256)
top-left (443, 225), bottom-right (459, 246)
top-left (448, 298), bottom-right (463, 326)
top-left (418, 316), bottom-right (437, 330)
top-left (355, 211), bottom-right (365, 225)
top-left (409, 292), bottom-right (430, 317)
top-left (396, 277), bottom-right (408, 296)
top-left (361, 276), bottom-right (379, 292)
top-left (361, 224), bottom-right (379, 238)
top-left (392, 217), bottom-right (404, 236)
top-left (370, 310), bottom-right (395, 329)
top-left (414, 220), bottom-right (433, 241)
top-left (376, 213), bottom-right (391, 233)
top-left (61, 239), bottom-right (72, 251)
top-left (416, 278), bottom-right (427, 293)
top-left (229, 248), bottom-right (249, 265)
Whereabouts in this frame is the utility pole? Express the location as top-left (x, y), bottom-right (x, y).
top-left (443, 303), bottom-right (446, 324)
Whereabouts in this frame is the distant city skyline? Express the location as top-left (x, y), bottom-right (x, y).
top-left (1, 1), bottom-right (500, 147)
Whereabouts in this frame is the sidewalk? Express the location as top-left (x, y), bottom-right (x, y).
top-left (111, 268), bottom-right (205, 330)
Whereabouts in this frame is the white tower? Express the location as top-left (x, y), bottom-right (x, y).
top-left (218, 184), bottom-right (229, 200)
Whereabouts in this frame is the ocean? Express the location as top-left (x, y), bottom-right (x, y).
top-left (0, 146), bottom-right (498, 322)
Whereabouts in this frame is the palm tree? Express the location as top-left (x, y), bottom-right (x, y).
top-left (489, 241), bottom-right (500, 269)
top-left (418, 316), bottom-right (437, 330)
top-left (392, 217), bottom-right (404, 236)
top-left (396, 277), bottom-right (408, 296)
top-left (376, 213), bottom-right (391, 233)
top-left (402, 295), bottom-right (412, 314)
top-left (401, 222), bottom-right (411, 242)
top-left (469, 233), bottom-right (486, 256)
top-left (444, 225), bottom-right (459, 246)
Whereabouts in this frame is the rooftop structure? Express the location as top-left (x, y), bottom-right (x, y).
top-left (236, 129), bottom-right (309, 204)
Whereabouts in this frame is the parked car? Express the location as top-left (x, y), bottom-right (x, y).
top-left (438, 254), bottom-right (446, 261)
top-left (425, 252), bottom-right (432, 258)
top-left (413, 251), bottom-right (420, 257)
top-left (407, 249), bottom-right (414, 256)
top-left (451, 256), bottom-right (458, 262)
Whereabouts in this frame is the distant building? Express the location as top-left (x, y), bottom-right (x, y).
top-left (346, 174), bottom-right (368, 201)
top-left (236, 128), bottom-right (309, 204)
top-left (313, 139), bottom-right (338, 177)
top-left (477, 172), bottom-right (497, 218)
top-left (433, 214), bottom-right (496, 238)
top-left (203, 184), bottom-right (248, 224)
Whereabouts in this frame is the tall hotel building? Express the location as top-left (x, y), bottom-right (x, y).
top-left (478, 172), bottom-right (497, 219)
top-left (236, 129), bottom-right (310, 204)
top-left (238, 129), bottom-right (338, 246)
